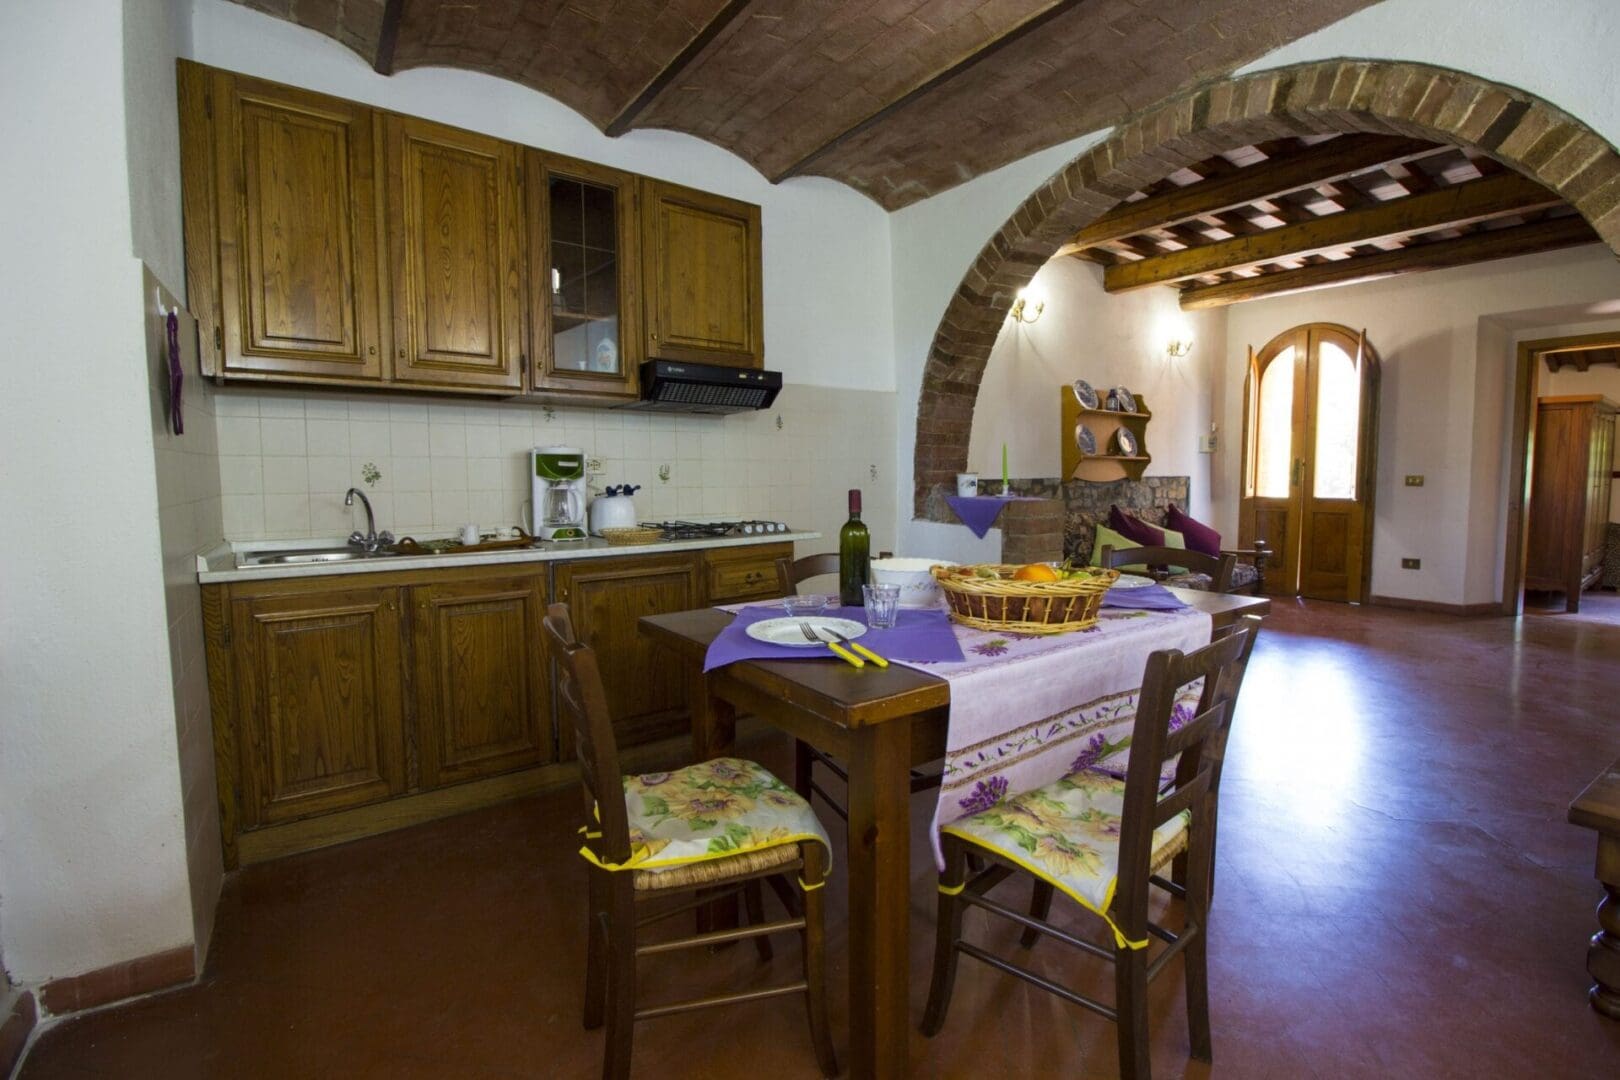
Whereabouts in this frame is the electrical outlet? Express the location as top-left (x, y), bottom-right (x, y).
top-left (1401, 557), bottom-right (1421, 570)
top-left (1404, 474), bottom-right (1424, 487)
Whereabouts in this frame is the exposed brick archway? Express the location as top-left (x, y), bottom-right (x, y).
top-left (913, 59), bottom-right (1620, 517)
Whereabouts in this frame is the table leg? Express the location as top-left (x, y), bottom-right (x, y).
top-left (1590, 835), bottom-right (1620, 1019)
top-left (845, 719), bottom-right (912, 1079)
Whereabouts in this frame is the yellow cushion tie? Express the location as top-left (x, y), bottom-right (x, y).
top-left (937, 880), bottom-right (966, 896)
top-left (797, 877), bottom-right (825, 892)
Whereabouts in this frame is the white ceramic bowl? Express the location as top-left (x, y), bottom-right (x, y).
top-left (870, 557), bottom-right (958, 608)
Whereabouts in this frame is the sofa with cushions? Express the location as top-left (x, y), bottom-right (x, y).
top-left (1078, 496), bottom-right (1269, 595)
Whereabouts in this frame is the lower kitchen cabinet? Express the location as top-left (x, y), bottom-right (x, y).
top-left (411, 574), bottom-right (553, 787)
top-left (703, 542), bottom-right (791, 604)
top-left (553, 553), bottom-right (699, 750)
top-left (227, 586), bottom-right (409, 830)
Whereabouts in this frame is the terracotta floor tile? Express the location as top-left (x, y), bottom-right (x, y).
top-left (19, 600), bottom-right (1620, 1077)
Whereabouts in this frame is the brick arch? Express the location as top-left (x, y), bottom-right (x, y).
top-left (913, 59), bottom-right (1620, 517)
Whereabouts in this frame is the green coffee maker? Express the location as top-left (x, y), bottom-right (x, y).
top-left (531, 446), bottom-right (588, 541)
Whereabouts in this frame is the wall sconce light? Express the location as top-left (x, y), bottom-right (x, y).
top-left (1166, 337), bottom-right (1194, 359)
top-left (1009, 288), bottom-right (1044, 324)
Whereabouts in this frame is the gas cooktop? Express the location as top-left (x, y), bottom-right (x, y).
top-left (641, 520), bottom-right (793, 541)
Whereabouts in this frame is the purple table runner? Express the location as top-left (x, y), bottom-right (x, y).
top-left (1099, 581), bottom-right (1188, 611)
top-left (945, 494), bottom-right (1042, 539)
top-left (703, 604), bottom-right (966, 672)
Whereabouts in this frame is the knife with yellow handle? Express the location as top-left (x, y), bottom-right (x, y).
top-left (828, 628), bottom-right (888, 668)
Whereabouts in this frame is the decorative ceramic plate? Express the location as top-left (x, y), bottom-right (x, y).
top-left (1071, 379), bottom-right (1099, 409)
top-left (1073, 423), bottom-right (1097, 456)
top-left (746, 616), bottom-right (869, 647)
top-left (1113, 427), bottom-right (1139, 457)
top-left (1112, 386), bottom-right (1137, 413)
top-left (1110, 573), bottom-right (1156, 589)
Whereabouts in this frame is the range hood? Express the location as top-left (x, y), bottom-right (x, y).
top-left (619, 360), bottom-right (782, 414)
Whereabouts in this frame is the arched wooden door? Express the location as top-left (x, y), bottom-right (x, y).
top-left (1239, 323), bottom-right (1380, 602)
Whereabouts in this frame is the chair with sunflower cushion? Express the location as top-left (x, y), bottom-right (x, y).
top-left (542, 603), bottom-right (839, 1080)
top-left (920, 616), bottom-right (1260, 1080)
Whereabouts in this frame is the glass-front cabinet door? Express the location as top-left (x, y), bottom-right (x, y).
top-left (527, 151), bottom-right (641, 398)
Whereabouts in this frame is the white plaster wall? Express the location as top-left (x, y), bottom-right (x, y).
top-left (966, 258), bottom-right (1226, 519)
top-left (1219, 247), bottom-right (1620, 606)
top-left (0, 0), bottom-right (195, 983)
top-left (186, 0), bottom-right (896, 394)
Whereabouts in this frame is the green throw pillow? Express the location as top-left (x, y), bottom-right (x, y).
top-left (1089, 524), bottom-right (1187, 574)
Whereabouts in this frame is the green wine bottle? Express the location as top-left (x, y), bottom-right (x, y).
top-left (839, 488), bottom-right (871, 607)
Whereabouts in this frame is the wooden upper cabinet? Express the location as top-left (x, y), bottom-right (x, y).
top-left (640, 179), bottom-right (764, 369)
top-left (384, 115), bottom-right (525, 392)
top-left (230, 587), bottom-right (407, 827)
top-left (185, 64), bottom-right (386, 381)
top-left (528, 151), bottom-right (642, 399)
top-left (410, 573), bottom-right (554, 788)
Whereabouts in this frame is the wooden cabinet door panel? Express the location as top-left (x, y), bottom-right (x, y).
top-left (703, 543), bottom-right (792, 604)
top-left (212, 71), bottom-right (385, 380)
top-left (412, 575), bottom-right (553, 787)
top-left (554, 554), bottom-right (698, 749)
top-left (386, 116), bottom-right (524, 391)
top-left (641, 180), bottom-right (763, 369)
top-left (232, 588), bottom-right (406, 826)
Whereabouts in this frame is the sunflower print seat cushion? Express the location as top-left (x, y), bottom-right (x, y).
top-left (942, 769), bottom-right (1188, 943)
top-left (607, 757), bottom-right (831, 874)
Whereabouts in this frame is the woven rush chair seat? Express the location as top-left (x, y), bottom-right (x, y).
top-left (942, 770), bottom-right (1190, 942)
top-left (634, 843), bottom-right (801, 891)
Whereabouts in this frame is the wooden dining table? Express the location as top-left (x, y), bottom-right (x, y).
top-left (639, 587), bottom-right (1270, 1079)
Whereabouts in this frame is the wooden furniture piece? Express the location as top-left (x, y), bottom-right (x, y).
top-left (1569, 754), bottom-right (1620, 1020)
top-left (1062, 388), bottom-right (1153, 482)
top-left (640, 178), bottom-right (764, 369)
top-left (527, 151), bottom-right (643, 401)
top-left (178, 61), bottom-right (765, 398)
top-left (542, 603), bottom-right (837, 1080)
top-left (920, 618), bottom-right (1259, 1080)
top-left (639, 587), bottom-right (1270, 1080)
top-left (202, 541), bottom-right (790, 867)
top-left (1100, 544), bottom-right (1239, 594)
top-left (1526, 395), bottom-right (1617, 612)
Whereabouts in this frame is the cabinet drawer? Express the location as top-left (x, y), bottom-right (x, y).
top-left (703, 543), bottom-right (791, 604)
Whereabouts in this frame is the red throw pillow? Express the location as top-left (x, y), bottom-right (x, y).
top-left (1108, 504), bottom-right (1164, 546)
top-left (1167, 503), bottom-right (1221, 557)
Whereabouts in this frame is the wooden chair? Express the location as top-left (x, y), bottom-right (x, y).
top-left (1222, 539), bottom-right (1271, 595)
top-left (1100, 544), bottom-right (1240, 595)
top-left (542, 603), bottom-right (839, 1080)
top-left (920, 616), bottom-right (1261, 1080)
top-left (774, 552), bottom-right (938, 820)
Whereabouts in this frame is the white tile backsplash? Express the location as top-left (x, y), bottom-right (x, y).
top-left (212, 385), bottom-right (898, 550)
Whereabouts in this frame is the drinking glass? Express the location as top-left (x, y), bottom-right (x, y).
top-left (862, 584), bottom-right (901, 629)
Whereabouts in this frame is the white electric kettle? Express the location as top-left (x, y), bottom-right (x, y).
top-left (589, 484), bottom-right (640, 535)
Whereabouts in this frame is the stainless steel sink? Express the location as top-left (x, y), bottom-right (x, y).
top-left (238, 547), bottom-right (399, 567)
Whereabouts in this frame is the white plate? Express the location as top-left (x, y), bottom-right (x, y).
top-left (1110, 573), bottom-right (1156, 589)
top-left (747, 616), bottom-right (869, 647)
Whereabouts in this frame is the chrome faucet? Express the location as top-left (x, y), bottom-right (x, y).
top-left (345, 488), bottom-right (394, 553)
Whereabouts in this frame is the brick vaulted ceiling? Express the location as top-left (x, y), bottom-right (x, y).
top-left (228, 0), bottom-right (1384, 209)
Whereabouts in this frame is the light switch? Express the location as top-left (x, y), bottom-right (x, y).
top-left (1404, 474), bottom-right (1424, 487)
top-left (1197, 433), bottom-right (1218, 453)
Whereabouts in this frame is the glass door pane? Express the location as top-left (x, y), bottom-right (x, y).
top-left (1256, 346), bottom-right (1295, 498)
top-left (1313, 341), bottom-right (1361, 499)
top-left (549, 174), bottom-right (621, 377)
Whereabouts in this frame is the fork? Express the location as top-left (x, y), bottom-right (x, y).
top-left (822, 627), bottom-right (888, 668)
top-left (800, 622), bottom-right (863, 667)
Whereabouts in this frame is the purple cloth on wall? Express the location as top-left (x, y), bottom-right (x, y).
top-left (1167, 503), bottom-right (1222, 558)
top-left (704, 604), bottom-right (967, 671)
top-left (945, 495), bottom-right (1042, 539)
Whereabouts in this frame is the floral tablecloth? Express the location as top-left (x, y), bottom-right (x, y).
top-left (897, 606), bottom-right (1213, 867)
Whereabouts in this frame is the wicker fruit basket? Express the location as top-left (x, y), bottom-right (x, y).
top-left (931, 563), bottom-right (1119, 634)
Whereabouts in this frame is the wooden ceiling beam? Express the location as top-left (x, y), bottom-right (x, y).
top-left (1177, 216), bottom-right (1598, 310)
top-left (373, 0), bottom-right (406, 75)
top-left (604, 0), bottom-right (755, 137)
top-left (1071, 135), bottom-right (1445, 251)
top-left (769, 0), bottom-right (1089, 183)
top-left (1107, 172), bottom-right (1565, 292)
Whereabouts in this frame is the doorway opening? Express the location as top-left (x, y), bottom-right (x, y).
top-left (1239, 322), bottom-right (1379, 602)
top-left (1503, 331), bottom-right (1620, 615)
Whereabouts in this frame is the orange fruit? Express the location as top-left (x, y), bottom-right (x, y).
top-left (1012, 562), bottom-right (1061, 583)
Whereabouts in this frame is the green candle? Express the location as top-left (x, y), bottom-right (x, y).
top-left (1002, 442), bottom-right (1009, 488)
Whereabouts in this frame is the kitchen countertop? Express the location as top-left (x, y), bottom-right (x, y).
top-left (196, 531), bottom-right (821, 584)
